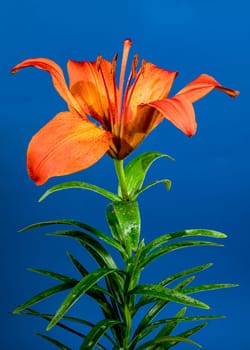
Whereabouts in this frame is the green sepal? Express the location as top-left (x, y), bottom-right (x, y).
top-left (106, 201), bottom-right (141, 255)
top-left (120, 151), bottom-right (173, 199)
top-left (38, 181), bottom-right (120, 202)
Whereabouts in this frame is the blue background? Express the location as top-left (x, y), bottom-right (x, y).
top-left (1, 0), bottom-right (249, 349)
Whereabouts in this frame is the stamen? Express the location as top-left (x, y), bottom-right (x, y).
top-left (111, 53), bottom-right (118, 75)
top-left (141, 59), bottom-right (146, 76)
top-left (96, 55), bottom-right (115, 130)
top-left (96, 55), bottom-right (102, 71)
top-left (117, 39), bottom-right (132, 119)
top-left (132, 54), bottom-right (139, 78)
top-left (111, 53), bottom-right (118, 129)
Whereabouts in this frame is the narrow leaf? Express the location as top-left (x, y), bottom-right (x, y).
top-left (23, 308), bottom-right (116, 345)
top-left (39, 181), bottom-right (120, 202)
top-left (142, 229), bottom-right (227, 257)
top-left (137, 179), bottom-right (172, 196)
top-left (20, 219), bottom-right (125, 254)
top-left (167, 323), bottom-right (207, 349)
top-left (48, 230), bottom-right (117, 269)
top-left (80, 319), bottom-right (120, 350)
top-left (140, 241), bottom-right (223, 268)
top-left (36, 333), bottom-right (72, 350)
top-left (27, 267), bottom-right (78, 283)
top-left (121, 151), bottom-right (173, 197)
top-left (131, 284), bottom-right (209, 309)
top-left (183, 283), bottom-right (239, 295)
top-left (13, 282), bottom-right (76, 314)
top-left (136, 335), bottom-right (201, 350)
top-left (47, 268), bottom-right (116, 330)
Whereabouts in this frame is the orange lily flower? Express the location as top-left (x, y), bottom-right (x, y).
top-left (11, 39), bottom-right (239, 185)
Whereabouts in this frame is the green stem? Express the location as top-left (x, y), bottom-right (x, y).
top-left (114, 159), bottom-right (129, 200)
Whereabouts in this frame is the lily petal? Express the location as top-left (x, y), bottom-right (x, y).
top-left (27, 112), bottom-right (112, 185)
top-left (11, 58), bottom-right (81, 114)
top-left (126, 62), bottom-right (178, 123)
top-left (68, 59), bottom-right (116, 127)
top-left (177, 73), bottom-right (239, 102)
top-left (146, 95), bottom-right (197, 136)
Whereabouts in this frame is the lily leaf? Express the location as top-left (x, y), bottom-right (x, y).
top-left (135, 335), bottom-right (201, 350)
top-left (106, 201), bottom-right (140, 254)
top-left (27, 267), bottom-right (78, 283)
top-left (80, 319), bottom-right (121, 350)
top-left (13, 282), bottom-right (77, 314)
top-left (39, 181), bottom-right (120, 202)
top-left (20, 219), bottom-right (125, 254)
top-left (141, 229), bottom-right (227, 257)
top-left (48, 230), bottom-right (117, 269)
top-left (166, 323), bottom-right (207, 349)
top-left (140, 241), bottom-right (223, 269)
top-left (47, 268), bottom-right (117, 330)
top-left (22, 308), bottom-right (116, 345)
top-left (120, 151), bottom-right (173, 198)
top-left (137, 179), bottom-right (171, 197)
top-left (183, 283), bottom-right (239, 295)
top-left (36, 333), bottom-right (72, 350)
top-left (130, 284), bottom-right (209, 310)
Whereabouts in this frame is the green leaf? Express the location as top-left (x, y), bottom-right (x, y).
top-left (167, 323), bottom-right (207, 349)
top-left (131, 276), bottom-right (198, 344)
top-left (106, 201), bottom-right (141, 253)
top-left (47, 268), bottom-right (117, 330)
top-left (130, 284), bottom-right (209, 310)
top-left (80, 319), bottom-right (120, 349)
top-left (183, 283), bottom-right (239, 295)
top-left (20, 219), bottom-right (125, 255)
top-left (135, 335), bottom-right (201, 350)
top-left (151, 314), bottom-right (225, 327)
top-left (137, 179), bottom-right (172, 196)
top-left (159, 263), bottom-right (213, 288)
top-left (36, 333), bottom-right (72, 350)
top-left (48, 230), bottom-right (117, 269)
top-left (67, 251), bottom-right (88, 277)
top-left (140, 241), bottom-right (223, 269)
top-left (142, 229), bottom-right (227, 257)
top-left (22, 308), bottom-right (116, 346)
top-left (134, 263), bottom-right (213, 311)
top-left (121, 151), bottom-right (173, 198)
top-left (156, 307), bottom-right (187, 341)
top-left (13, 282), bottom-right (77, 314)
top-left (27, 267), bottom-right (78, 283)
top-left (38, 181), bottom-right (120, 202)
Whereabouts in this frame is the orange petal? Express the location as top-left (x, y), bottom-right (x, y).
top-left (27, 111), bottom-right (112, 185)
top-left (11, 58), bottom-right (81, 113)
top-left (68, 59), bottom-right (116, 126)
top-left (177, 74), bottom-right (239, 103)
top-left (146, 95), bottom-right (197, 137)
top-left (126, 62), bottom-right (177, 122)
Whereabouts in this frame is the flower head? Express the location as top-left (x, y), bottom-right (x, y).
top-left (11, 39), bottom-right (239, 185)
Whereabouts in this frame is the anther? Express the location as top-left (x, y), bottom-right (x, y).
top-left (111, 53), bottom-right (118, 75)
top-left (132, 54), bottom-right (139, 78)
top-left (141, 59), bottom-right (146, 75)
top-left (96, 55), bottom-right (102, 71)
